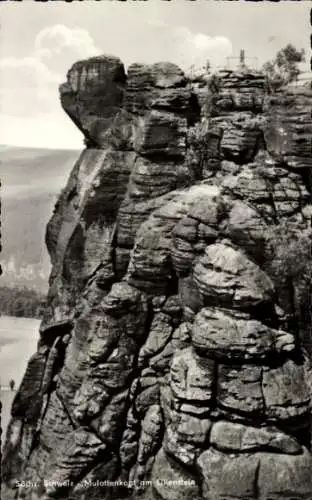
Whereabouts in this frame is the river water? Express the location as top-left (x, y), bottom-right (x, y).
top-left (0, 315), bottom-right (40, 443)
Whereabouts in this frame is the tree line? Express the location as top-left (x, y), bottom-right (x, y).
top-left (0, 286), bottom-right (46, 319)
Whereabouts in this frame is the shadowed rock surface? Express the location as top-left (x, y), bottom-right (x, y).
top-left (2, 56), bottom-right (312, 500)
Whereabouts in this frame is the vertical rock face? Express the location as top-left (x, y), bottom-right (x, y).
top-left (2, 57), bottom-right (312, 500)
top-left (264, 87), bottom-right (312, 170)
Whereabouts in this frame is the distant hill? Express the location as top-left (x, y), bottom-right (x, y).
top-left (0, 145), bottom-right (80, 292)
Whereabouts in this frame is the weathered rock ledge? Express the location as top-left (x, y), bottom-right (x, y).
top-left (2, 55), bottom-right (312, 500)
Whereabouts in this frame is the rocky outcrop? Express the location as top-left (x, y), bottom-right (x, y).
top-left (2, 57), bottom-right (312, 500)
top-left (264, 86), bottom-right (312, 170)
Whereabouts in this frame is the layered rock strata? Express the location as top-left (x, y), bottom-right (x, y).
top-left (2, 56), bottom-right (312, 500)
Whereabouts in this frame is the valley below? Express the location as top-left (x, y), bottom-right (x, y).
top-left (0, 316), bottom-right (40, 444)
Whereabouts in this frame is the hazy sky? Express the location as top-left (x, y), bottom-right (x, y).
top-left (0, 1), bottom-right (310, 149)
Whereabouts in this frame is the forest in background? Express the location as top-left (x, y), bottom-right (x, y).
top-left (1, 145), bottom-right (79, 293)
top-left (0, 286), bottom-right (46, 319)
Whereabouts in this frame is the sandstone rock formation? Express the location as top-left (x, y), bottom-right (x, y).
top-left (2, 56), bottom-right (312, 500)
